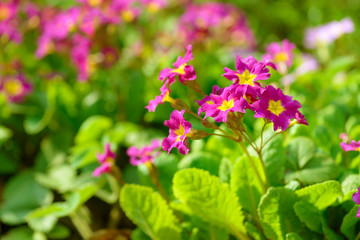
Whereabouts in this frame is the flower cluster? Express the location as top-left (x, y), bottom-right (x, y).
top-left (353, 188), bottom-right (360, 218)
top-left (127, 140), bottom-right (161, 166)
top-left (304, 17), bottom-right (354, 49)
top-left (340, 140), bottom-right (360, 152)
top-left (177, 2), bottom-right (256, 49)
top-left (263, 39), bottom-right (296, 74)
top-left (93, 143), bottom-right (116, 177)
top-left (147, 45), bottom-right (307, 155)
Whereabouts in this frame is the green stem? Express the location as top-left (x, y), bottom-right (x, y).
top-left (70, 210), bottom-right (93, 239)
top-left (238, 141), bottom-right (266, 194)
top-left (146, 163), bottom-right (170, 203)
top-left (256, 151), bottom-right (271, 189)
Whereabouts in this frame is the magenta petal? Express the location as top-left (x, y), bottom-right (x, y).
top-left (92, 162), bottom-right (112, 177)
top-left (352, 188), bottom-right (360, 204)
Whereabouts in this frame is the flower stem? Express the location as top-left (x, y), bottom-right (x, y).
top-left (70, 210), bottom-right (93, 239)
top-left (146, 163), bottom-right (170, 203)
top-left (238, 140), bottom-right (266, 194)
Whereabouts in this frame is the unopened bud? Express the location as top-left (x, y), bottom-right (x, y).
top-left (201, 119), bottom-right (218, 129)
top-left (188, 129), bottom-right (210, 140)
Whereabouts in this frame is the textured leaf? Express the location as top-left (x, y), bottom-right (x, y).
top-left (262, 135), bottom-right (286, 185)
top-left (219, 158), bottom-right (233, 183)
top-left (258, 187), bottom-right (301, 240)
top-left (245, 222), bottom-right (265, 240)
top-left (178, 152), bottom-right (220, 177)
top-left (173, 168), bottom-right (247, 239)
top-left (230, 156), bottom-right (263, 216)
top-left (287, 137), bottom-right (315, 169)
top-left (340, 205), bottom-right (360, 239)
top-left (295, 180), bottom-right (343, 210)
top-left (293, 200), bottom-right (322, 233)
top-left (120, 184), bottom-right (181, 240)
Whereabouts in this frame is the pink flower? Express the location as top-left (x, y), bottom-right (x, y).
top-left (252, 85), bottom-right (304, 131)
top-left (198, 85), bottom-right (251, 122)
top-left (0, 75), bottom-right (32, 103)
top-left (159, 45), bottom-right (196, 86)
top-left (352, 187), bottom-right (360, 218)
top-left (223, 55), bottom-right (270, 86)
top-left (145, 80), bottom-right (173, 112)
top-left (340, 140), bottom-right (360, 152)
top-left (70, 34), bottom-right (93, 81)
top-left (127, 140), bottom-right (161, 166)
top-left (93, 143), bottom-right (116, 177)
top-left (142, 0), bottom-right (167, 12)
top-left (304, 17), bottom-right (354, 49)
top-left (162, 110), bottom-right (192, 155)
top-left (263, 39), bottom-right (296, 70)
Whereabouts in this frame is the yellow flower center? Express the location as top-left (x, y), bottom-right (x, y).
top-left (121, 10), bottom-right (135, 22)
top-left (217, 98), bottom-right (235, 111)
top-left (267, 100), bottom-right (285, 116)
top-left (274, 52), bottom-right (288, 63)
top-left (175, 124), bottom-right (186, 142)
top-left (162, 91), bottom-right (174, 103)
top-left (171, 63), bottom-right (186, 75)
top-left (206, 100), bottom-right (214, 105)
top-left (88, 0), bottom-right (102, 7)
top-left (4, 78), bottom-right (23, 96)
top-left (236, 69), bottom-right (256, 86)
top-left (0, 6), bottom-right (10, 21)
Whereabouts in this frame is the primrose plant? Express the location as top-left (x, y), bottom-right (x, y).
top-left (93, 45), bottom-right (360, 240)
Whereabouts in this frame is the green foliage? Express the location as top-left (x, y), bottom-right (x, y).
top-left (287, 137), bottom-right (315, 169)
top-left (258, 187), bottom-right (301, 240)
top-left (173, 168), bottom-right (247, 239)
top-left (231, 156), bottom-right (263, 216)
top-left (120, 184), bottom-right (181, 240)
top-left (340, 205), bottom-right (360, 239)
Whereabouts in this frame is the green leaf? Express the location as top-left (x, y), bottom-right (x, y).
top-left (46, 223), bottom-right (71, 239)
top-left (295, 180), bottom-right (343, 210)
top-left (178, 152), bottom-right (220, 176)
top-left (341, 174), bottom-right (360, 200)
top-left (35, 165), bottom-right (76, 193)
top-left (340, 205), bottom-right (360, 239)
top-left (120, 184), bottom-right (181, 240)
top-left (0, 125), bottom-right (12, 145)
top-left (285, 154), bottom-right (339, 185)
top-left (245, 222), bottom-right (265, 240)
top-left (28, 215), bottom-right (58, 233)
top-left (75, 116), bottom-right (112, 144)
top-left (131, 228), bottom-right (152, 240)
top-left (0, 171), bottom-right (53, 225)
top-left (1, 226), bottom-right (33, 240)
top-left (230, 156), bottom-right (263, 216)
top-left (287, 137), bottom-right (315, 169)
top-left (258, 187), bottom-right (301, 240)
top-left (219, 158), bottom-right (233, 183)
top-left (286, 233), bottom-right (303, 240)
top-left (173, 168), bottom-right (247, 238)
top-left (293, 200), bottom-right (322, 233)
top-left (261, 135), bottom-right (286, 185)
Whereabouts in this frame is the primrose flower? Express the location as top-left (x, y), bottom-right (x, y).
top-left (70, 34), bottom-right (94, 81)
top-left (93, 143), bottom-right (116, 177)
top-left (0, 75), bottom-right (32, 103)
top-left (223, 55), bottom-right (270, 86)
top-left (253, 85), bottom-right (303, 131)
top-left (142, 0), bottom-right (167, 13)
top-left (145, 81), bottom-right (173, 112)
top-left (159, 45), bottom-right (196, 86)
top-left (352, 187), bottom-right (360, 218)
top-left (340, 140), bottom-right (360, 152)
top-left (304, 17), bottom-right (354, 49)
top-left (127, 140), bottom-right (161, 166)
top-left (163, 110), bottom-right (192, 155)
top-left (263, 39), bottom-right (295, 72)
top-left (198, 85), bottom-right (251, 122)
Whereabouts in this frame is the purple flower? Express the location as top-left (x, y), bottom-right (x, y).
top-left (198, 85), bottom-right (251, 122)
top-left (340, 140), bottom-right (360, 152)
top-left (162, 110), bottom-right (192, 155)
top-left (0, 75), bottom-right (32, 103)
top-left (145, 81), bottom-right (173, 112)
top-left (93, 143), bottom-right (116, 177)
top-left (304, 17), bottom-right (354, 49)
top-left (159, 45), bottom-right (196, 86)
top-left (263, 39), bottom-right (296, 70)
top-left (352, 187), bottom-right (360, 218)
top-left (127, 140), bottom-right (161, 166)
top-left (70, 34), bottom-right (93, 81)
top-left (223, 55), bottom-right (270, 86)
top-left (252, 85), bottom-right (303, 131)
